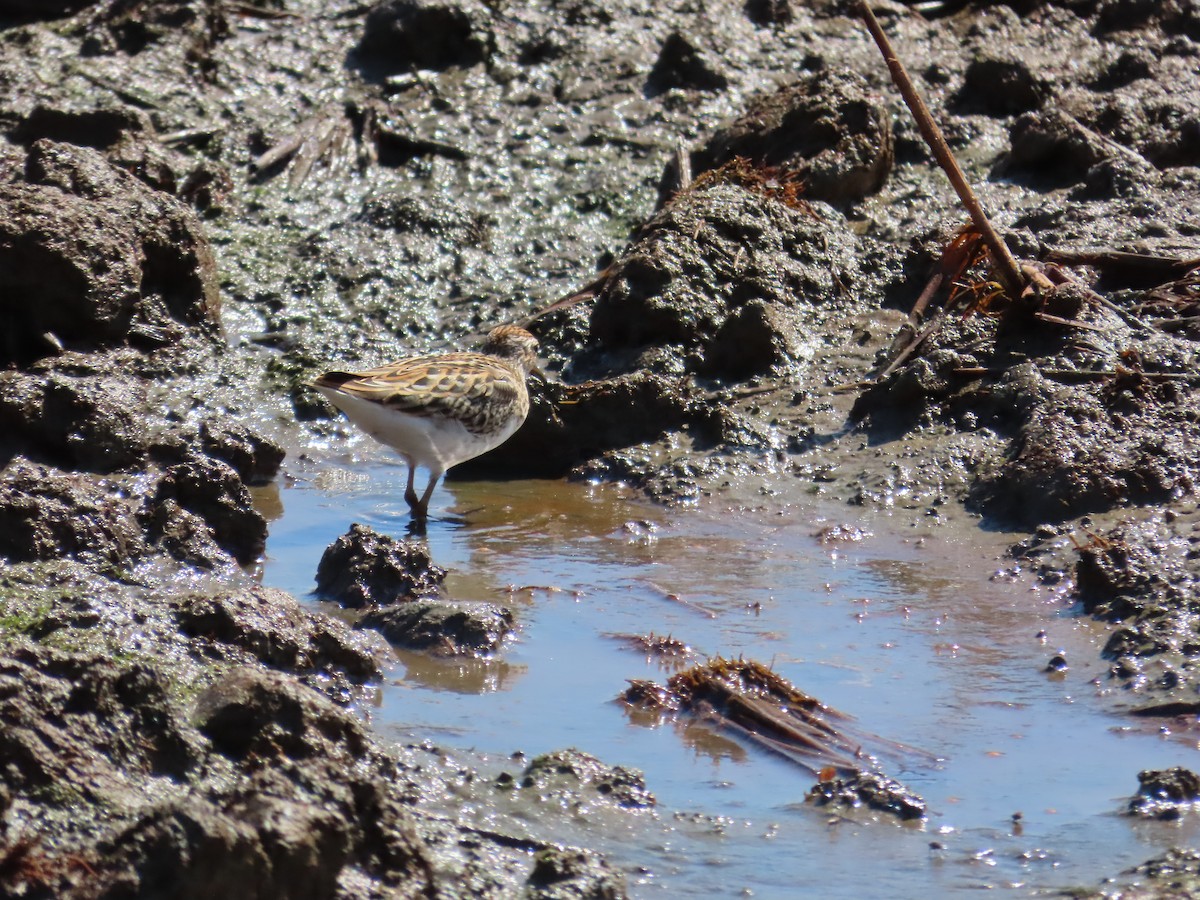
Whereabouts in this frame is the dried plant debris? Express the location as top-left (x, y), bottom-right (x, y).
top-left (250, 103), bottom-right (361, 189)
top-left (621, 657), bottom-right (932, 820)
top-left (684, 156), bottom-right (814, 214)
top-left (605, 631), bottom-right (695, 659)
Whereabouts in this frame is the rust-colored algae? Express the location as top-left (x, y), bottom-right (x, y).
top-left (684, 156), bottom-right (814, 213)
top-left (621, 657), bottom-right (934, 785)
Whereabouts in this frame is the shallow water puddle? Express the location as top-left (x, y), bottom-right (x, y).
top-left (260, 459), bottom-right (1200, 898)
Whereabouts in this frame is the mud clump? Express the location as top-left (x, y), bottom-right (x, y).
top-left (0, 139), bottom-right (219, 367)
top-left (1127, 767), bottom-right (1200, 820)
top-left (807, 771), bottom-right (928, 822)
top-left (360, 599), bottom-right (513, 656)
top-left (509, 154), bottom-right (863, 501)
top-left (463, 372), bottom-right (723, 480)
top-left (0, 460), bottom-right (147, 565)
top-left (155, 457), bottom-right (268, 566)
top-left (1071, 848), bottom-right (1200, 899)
top-left (526, 846), bottom-right (627, 900)
top-left (315, 523), bottom-right (446, 607)
top-left (174, 586), bottom-right (384, 691)
top-left (1000, 108), bottom-right (1159, 194)
top-left (586, 179), bottom-right (854, 379)
top-left (356, 0), bottom-right (489, 76)
top-left (0, 646), bottom-right (435, 898)
top-left (316, 525), bottom-right (514, 657)
top-left (0, 371), bottom-right (149, 472)
top-left (690, 68), bottom-right (894, 205)
top-left (199, 421), bottom-right (287, 486)
top-left (1068, 512), bottom-right (1200, 709)
top-left (857, 310), bottom-right (1200, 527)
top-left (646, 31), bottom-right (729, 95)
top-left (504, 748), bottom-right (656, 812)
top-left (956, 53), bottom-right (1049, 116)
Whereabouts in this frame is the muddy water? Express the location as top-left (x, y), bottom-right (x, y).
top-left (260, 453), bottom-right (1200, 898)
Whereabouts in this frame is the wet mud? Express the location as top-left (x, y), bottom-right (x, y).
top-left (1, 0), bottom-right (1199, 894)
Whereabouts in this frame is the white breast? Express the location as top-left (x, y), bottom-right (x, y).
top-left (317, 387), bottom-right (523, 474)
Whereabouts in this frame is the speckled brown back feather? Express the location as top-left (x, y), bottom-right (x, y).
top-left (311, 326), bottom-right (538, 437)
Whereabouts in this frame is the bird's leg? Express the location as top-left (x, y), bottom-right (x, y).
top-left (412, 470), bottom-right (442, 519)
top-left (403, 459), bottom-right (420, 511)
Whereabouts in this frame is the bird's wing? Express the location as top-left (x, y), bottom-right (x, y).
top-left (313, 352), bottom-right (521, 434)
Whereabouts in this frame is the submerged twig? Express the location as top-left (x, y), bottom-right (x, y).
top-left (857, 0), bottom-right (1026, 301)
top-left (644, 581), bottom-right (720, 618)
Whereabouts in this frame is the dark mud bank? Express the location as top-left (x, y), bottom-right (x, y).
top-left (1, 0), bottom-right (1199, 895)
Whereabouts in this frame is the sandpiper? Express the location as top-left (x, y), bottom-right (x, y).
top-left (311, 325), bottom-right (538, 520)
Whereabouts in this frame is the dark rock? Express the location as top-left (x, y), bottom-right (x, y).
top-left (691, 69), bottom-right (893, 205)
top-left (807, 771), bottom-right (928, 821)
top-left (517, 748), bottom-right (656, 811)
top-left (645, 32), bottom-right (729, 96)
top-left (154, 456), bottom-right (268, 566)
top-left (316, 524), bottom-right (446, 608)
top-left (0, 140), bottom-right (219, 366)
top-left (1128, 767), bottom-right (1200, 819)
top-left (356, 0), bottom-right (489, 76)
top-left (956, 54), bottom-right (1049, 116)
top-left (359, 599), bottom-right (513, 656)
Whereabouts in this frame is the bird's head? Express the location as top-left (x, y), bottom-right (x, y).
top-left (481, 325), bottom-right (540, 374)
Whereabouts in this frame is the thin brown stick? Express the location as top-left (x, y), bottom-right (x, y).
top-left (882, 269), bottom-right (945, 366)
top-left (1038, 262), bottom-right (1151, 331)
top-left (857, 1), bottom-right (1026, 301)
top-left (1155, 315), bottom-right (1200, 332)
top-left (875, 302), bottom-right (951, 382)
top-left (1043, 248), bottom-right (1200, 280)
top-left (953, 367), bottom-right (1197, 382)
top-left (1032, 311), bottom-right (1109, 331)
